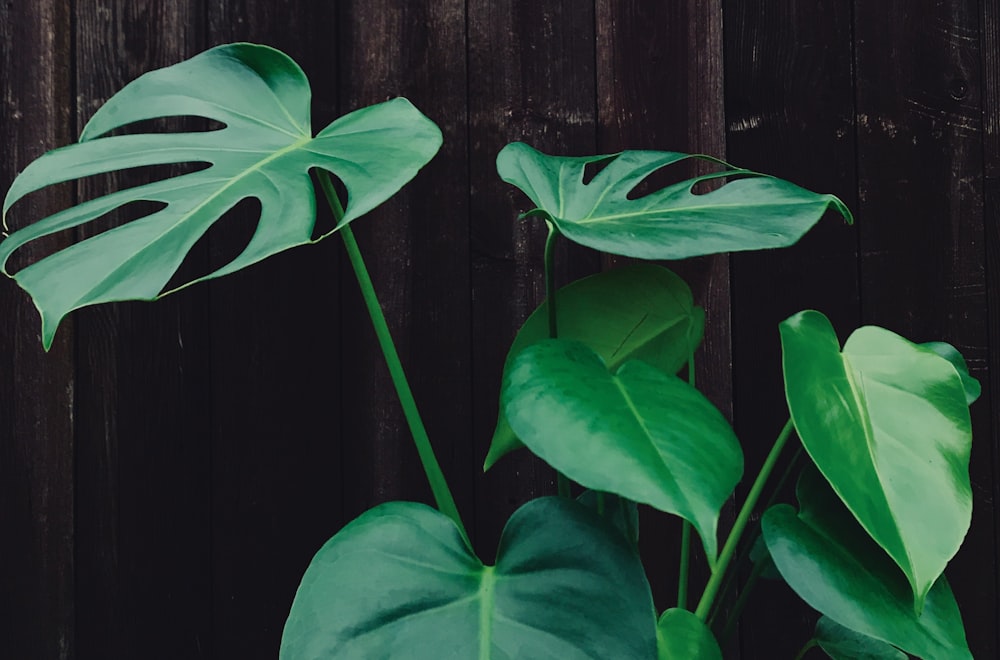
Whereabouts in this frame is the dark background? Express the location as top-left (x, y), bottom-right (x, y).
top-left (1, 1), bottom-right (996, 658)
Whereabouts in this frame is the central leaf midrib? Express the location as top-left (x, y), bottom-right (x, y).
top-left (570, 198), bottom-right (815, 225)
top-left (610, 376), bottom-right (695, 516)
top-left (70, 134), bottom-right (313, 309)
top-left (840, 355), bottom-right (913, 577)
top-left (479, 566), bottom-right (496, 660)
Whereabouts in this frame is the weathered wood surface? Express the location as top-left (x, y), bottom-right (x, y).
top-left (0, 1), bottom-right (996, 657)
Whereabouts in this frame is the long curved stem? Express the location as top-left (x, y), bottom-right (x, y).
top-left (318, 170), bottom-right (469, 546)
top-left (694, 418), bottom-right (795, 620)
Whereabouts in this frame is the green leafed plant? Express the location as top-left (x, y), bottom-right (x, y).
top-left (1, 43), bottom-right (978, 658)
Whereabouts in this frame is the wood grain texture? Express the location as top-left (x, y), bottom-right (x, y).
top-left (204, 2), bottom-right (342, 657)
top-left (723, 2), bottom-right (861, 656)
top-left (335, 0), bottom-right (474, 532)
top-left (71, 2), bottom-right (212, 658)
top-left (0, 2), bottom-right (74, 658)
top-left (595, 0), bottom-right (729, 626)
top-left (853, 1), bottom-right (994, 656)
top-left (467, 0), bottom-right (601, 555)
top-left (981, 0), bottom-right (1000, 653)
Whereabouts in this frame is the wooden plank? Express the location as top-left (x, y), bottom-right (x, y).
top-left (467, 0), bottom-right (601, 554)
top-left (203, 3), bottom-right (344, 655)
top-left (853, 1), bottom-right (995, 656)
top-left (0, 2), bottom-right (74, 658)
top-left (595, 0), bottom-right (729, 626)
top-left (334, 0), bottom-right (474, 539)
top-left (71, 3), bottom-right (212, 657)
top-left (981, 0), bottom-right (1000, 654)
top-left (723, 2), bottom-right (860, 656)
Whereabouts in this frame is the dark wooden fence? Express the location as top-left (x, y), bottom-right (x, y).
top-left (1, 1), bottom-right (996, 658)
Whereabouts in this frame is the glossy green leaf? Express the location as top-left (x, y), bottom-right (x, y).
top-left (780, 310), bottom-right (972, 610)
top-left (656, 609), bottom-right (722, 660)
top-left (920, 341), bottom-right (981, 405)
top-left (280, 497), bottom-right (656, 659)
top-left (1, 43), bottom-right (442, 350)
top-left (495, 142), bottom-right (852, 260)
top-left (813, 616), bottom-right (907, 660)
top-left (577, 489), bottom-right (640, 546)
top-left (502, 338), bottom-right (742, 565)
top-left (486, 264), bottom-right (704, 469)
top-left (762, 468), bottom-right (971, 660)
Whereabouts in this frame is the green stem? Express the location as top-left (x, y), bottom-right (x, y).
top-left (543, 221), bottom-right (572, 498)
top-left (706, 444), bottom-right (805, 625)
top-left (318, 170), bottom-right (469, 546)
top-left (694, 418), bottom-right (795, 620)
top-left (793, 639), bottom-right (818, 660)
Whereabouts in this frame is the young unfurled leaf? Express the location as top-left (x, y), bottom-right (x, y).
top-left (280, 497), bottom-right (656, 659)
top-left (780, 310), bottom-right (972, 611)
top-left (762, 468), bottom-right (970, 660)
top-left (502, 339), bottom-right (742, 567)
top-left (496, 142), bottom-right (851, 260)
top-left (1, 43), bottom-right (442, 349)
top-left (486, 264), bottom-right (704, 469)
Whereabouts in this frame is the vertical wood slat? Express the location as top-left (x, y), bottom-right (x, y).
top-left (467, 0), bottom-right (601, 555)
top-left (336, 0), bottom-right (474, 532)
top-left (723, 2), bottom-right (861, 656)
top-left (71, 2), bottom-right (212, 658)
top-left (594, 0), bottom-right (729, 624)
top-left (0, 2), bottom-right (74, 658)
top-left (204, 2), bottom-right (342, 656)
top-left (981, 0), bottom-right (1000, 652)
top-left (853, 1), bottom-right (995, 657)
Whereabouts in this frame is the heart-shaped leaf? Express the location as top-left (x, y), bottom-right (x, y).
top-left (812, 616), bottom-right (908, 660)
top-left (495, 142), bottom-right (852, 260)
top-left (280, 497), bottom-right (656, 659)
top-left (762, 468), bottom-right (970, 660)
top-left (1, 43), bottom-right (442, 349)
top-left (502, 339), bottom-right (742, 565)
top-left (656, 609), bottom-right (722, 660)
top-left (486, 264), bottom-right (704, 469)
top-left (780, 310), bottom-right (972, 610)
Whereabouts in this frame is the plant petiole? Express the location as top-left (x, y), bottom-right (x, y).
top-left (318, 169), bottom-right (470, 548)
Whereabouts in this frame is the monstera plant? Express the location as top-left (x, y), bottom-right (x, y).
top-left (1, 44), bottom-right (977, 659)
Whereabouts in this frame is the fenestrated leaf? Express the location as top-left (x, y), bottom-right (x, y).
top-left (1, 43), bottom-right (442, 350)
top-left (486, 264), bottom-right (704, 469)
top-left (813, 616), bottom-right (907, 660)
top-left (779, 310), bottom-right (972, 611)
top-left (762, 468), bottom-right (970, 660)
top-left (495, 142), bottom-right (852, 260)
top-left (502, 338), bottom-right (742, 566)
top-left (920, 341), bottom-right (981, 405)
top-left (280, 497), bottom-right (657, 659)
top-left (656, 609), bottom-right (722, 660)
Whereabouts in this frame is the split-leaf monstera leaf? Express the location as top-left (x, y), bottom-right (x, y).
top-left (496, 142), bottom-right (852, 260)
top-left (0, 43), bottom-right (442, 349)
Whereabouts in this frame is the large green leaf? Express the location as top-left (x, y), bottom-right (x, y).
top-left (501, 338), bottom-right (742, 565)
top-left (495, 142), bottom-right (852, 260)
top-left (656, 609), bottom-right (722, 660)
top-left (762, 469), bottom-right (970, 660)
top-left (779, 310), bottom-right (972, 610)
top-left (280, 497), bottom-right (657, 659)
top-left (1, 43), bottom-right (442, 349)
top-left (486, 264), bottom-right (704, 469)
top-left (812, 616), bottom-right (908, 660)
